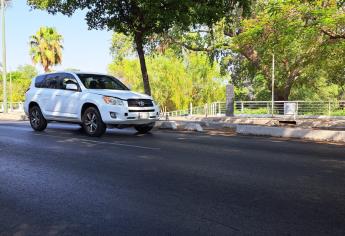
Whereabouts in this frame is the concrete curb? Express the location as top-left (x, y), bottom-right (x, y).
top-left (236, 125), bottom-right (345, 143)
top-left (170, 116), bottom-right (345, 129)
top-left (159, 120), bottom-right (345, 143)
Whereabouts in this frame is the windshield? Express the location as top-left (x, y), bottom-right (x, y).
top-left (77, 74), bottom-right (129, 90)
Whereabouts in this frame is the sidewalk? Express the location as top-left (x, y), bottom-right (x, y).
top-left (169, 115), bottom-right (345, 130)
top-left (0, 112), bottom-right (28, 121)
top-left (160, 116), bottom-right (345, 143)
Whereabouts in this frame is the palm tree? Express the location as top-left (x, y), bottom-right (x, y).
top-left (29, 27), bottom-right (63, 72)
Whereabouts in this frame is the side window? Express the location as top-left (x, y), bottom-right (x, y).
top-left (59, 74), bottom-right (79, 90)
top-left (35, 75), bottom-right (46, 88)
top-left (43, 74), bottom-right (60, 89)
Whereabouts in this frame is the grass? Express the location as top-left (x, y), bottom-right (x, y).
top-left (235, 107), bottom-right (269, 115)
top-left (330, 109), bottom-right (345, 116)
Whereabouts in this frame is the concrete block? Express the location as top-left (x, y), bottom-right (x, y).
top-left (236, 125), bottom-right (345, 143)
top-left (159, 121), bottom-right (178, 130)
top-left (184, 123), bottom-right (203, 132)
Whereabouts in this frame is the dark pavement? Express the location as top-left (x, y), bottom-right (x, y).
top-left (0, 121), bottom-right (344, 235)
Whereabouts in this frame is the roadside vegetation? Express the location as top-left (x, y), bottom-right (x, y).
top-left (1, 0), bottom-right (345, 114)
top-left (0, 65), bottom-right (37, 102)
top-left (107, 0), bottom-right (345, 111)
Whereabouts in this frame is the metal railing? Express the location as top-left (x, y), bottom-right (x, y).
top-left (0, 102), bottom-right (25, 113)
top-left (3, 100), bottom-right (345, 119)
top-left (165, 101), bottom-right (345, 118)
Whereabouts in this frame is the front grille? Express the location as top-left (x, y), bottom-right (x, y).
top-left (127, 99), bottom-right (153, 107)
top-left (128, 109), bottom-right (155, 112)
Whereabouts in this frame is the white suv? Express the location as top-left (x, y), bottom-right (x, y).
top-left (24, 72), bottom-right (160, 137)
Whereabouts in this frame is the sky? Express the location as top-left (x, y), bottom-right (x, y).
top-left (4, 0), bottom-right (113, 73)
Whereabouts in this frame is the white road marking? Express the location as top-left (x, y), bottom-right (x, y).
top-left (34, 133), bottom-right (160, 150)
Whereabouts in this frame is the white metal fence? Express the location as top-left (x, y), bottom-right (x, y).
top-left (3, 101), bottom-right (345, 119)
top-left (165, 101), bottom-right (345, 118)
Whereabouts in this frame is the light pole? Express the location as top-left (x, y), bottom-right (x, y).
top-left (9, 68), bottom-right (11, 111)
top-left (271, 53), bottom-right (275, 117)
top-left (1, 0), bottom-right (7, 113)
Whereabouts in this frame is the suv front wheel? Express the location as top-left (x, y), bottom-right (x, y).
top-left (29, 105), bottom-right (47, 131)
top-left (82, 107), bottom-right (106, 137)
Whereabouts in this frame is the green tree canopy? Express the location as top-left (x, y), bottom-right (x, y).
top-left (0, 65), bottom-right (38, 102)
top-left (160, 0), bottom-right (345, 101)
top-left (27, 0), bottom-right (250, 95)
top-left (108, 33), bottom-right (226, 110)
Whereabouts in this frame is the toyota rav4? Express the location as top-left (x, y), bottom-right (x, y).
top-left (24, 72), bottom-right (159, 137)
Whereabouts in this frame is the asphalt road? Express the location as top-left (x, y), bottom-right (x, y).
top-left (0, 121), bottom-right (344, 236)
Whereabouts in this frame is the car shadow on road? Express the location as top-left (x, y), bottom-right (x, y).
top-left (46, 123), bottom-right (156, 140)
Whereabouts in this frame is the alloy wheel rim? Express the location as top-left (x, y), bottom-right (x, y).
top-left (31, 109), bottom-right (40, 127)
top-left (85, 112), bottom-right (97, 133)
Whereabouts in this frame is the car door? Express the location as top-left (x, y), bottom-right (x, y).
top-left (33, 75), bottom-right (49, 116)
top-left (39, 73), bottom-right (61, 117)
top-left (56, 73), bottom-right (82, 119)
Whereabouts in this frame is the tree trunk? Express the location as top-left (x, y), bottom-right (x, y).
top-left (134, 32), bottom-right (151, 96)
top-left (274, 88), bottom-right (290, 101)
top-left (271, 76), bottom-right (295, 102)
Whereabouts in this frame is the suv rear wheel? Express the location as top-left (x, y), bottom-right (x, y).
top-left (82, 107), bottom-right (106, 137)
top-left (29, 105), bottom-right (47, 131)
top-left (134, 123), bottom-right (155, 134)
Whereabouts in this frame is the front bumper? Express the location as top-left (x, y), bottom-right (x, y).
top-left (99, 104), bottom-right (160, 125)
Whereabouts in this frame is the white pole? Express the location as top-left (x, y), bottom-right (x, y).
top-left (9, 69), bottom-right (12, 111)
top-left (271, 53), bottom-right (275, 117)
top-left (1, 0), bottom-right (7, 113)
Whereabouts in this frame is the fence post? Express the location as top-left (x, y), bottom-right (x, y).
top-left (328, 101), bottom-right (331, 116)
top-left (225, 84), bottom-right (235, 116)
top-left (190, 102), bottom-right (193, 116)
top-left (205, 103), bottom-right (208, 117)
top-left (241, 102), bottom-right (244, 114)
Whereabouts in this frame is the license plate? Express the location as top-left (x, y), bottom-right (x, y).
top-left (139, 112), bottom-right (149, 119)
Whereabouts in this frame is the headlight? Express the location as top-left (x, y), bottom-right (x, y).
top-left (103, 96), bottom-right (124, 106)
top-left (152, 100), bottom-right (159, 109)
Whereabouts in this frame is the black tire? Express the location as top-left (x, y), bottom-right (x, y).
top-left (29, 105), bottom-right (47, 131)
top-left (82, 107), bottom-right (106, 137)
top-left (134, 123), bottom-right (155, 134)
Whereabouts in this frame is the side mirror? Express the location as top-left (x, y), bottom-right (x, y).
top-left (66, 83), bottom-right (78, 91)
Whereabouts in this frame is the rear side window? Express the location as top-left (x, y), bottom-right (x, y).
top-left (34, 73), bottom-right (79, 90)
top-left (35, 74), bottom-right (61, 89)
top-left (43, 74), bottom-right (60, 89)
top-left (35, 75), bottom-right (46, 88)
